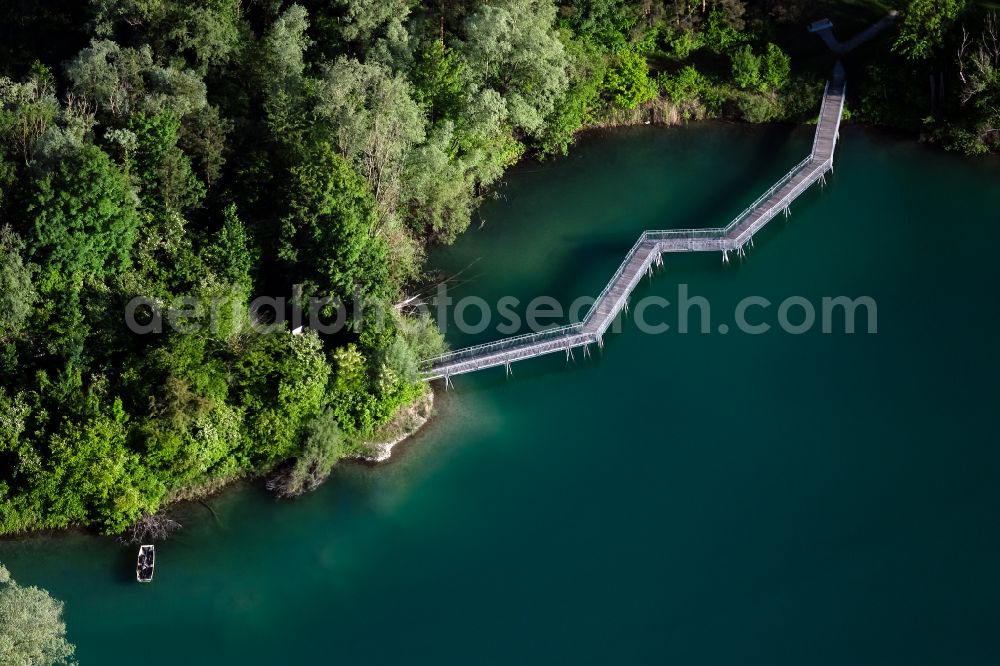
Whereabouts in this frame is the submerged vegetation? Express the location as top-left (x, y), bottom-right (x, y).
top-left (0, 0), bottom-right (997, 538)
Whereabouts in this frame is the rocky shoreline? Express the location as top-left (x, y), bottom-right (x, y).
top-left (358, 389), bottom-right (436, 463)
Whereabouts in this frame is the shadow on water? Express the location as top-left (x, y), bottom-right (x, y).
top-left (508, 123), bottom-right (813, 317)
top-left (433, 122), bottom-right (822, 353)
top-left (437, 352), bottom-right (602, 394)
top-left (540, 235), bottom-right (721, 309)
top-left (509, 142), bottom-right (825, 328)
top-left (111, 544), bottom-right (136, 586)
top-left (670, 123), bottom-right (809, 230)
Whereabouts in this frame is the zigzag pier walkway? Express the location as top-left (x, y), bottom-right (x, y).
top-left (421, 71), bottom-right (846, 383)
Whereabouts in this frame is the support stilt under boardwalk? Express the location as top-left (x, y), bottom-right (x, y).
top-left (420, 66), bottom-right (847, 383)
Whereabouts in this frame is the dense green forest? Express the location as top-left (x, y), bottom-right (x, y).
top-left (1, 0), bottom-right (997, 537)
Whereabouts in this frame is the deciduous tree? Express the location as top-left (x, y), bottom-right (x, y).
top-left (0, 227), bottom-right (35, 339)
top-left (604, 47), bottom-right (657, 109)
top-left (315, 57), bottom-right (426, 217)
top-left (731, 43), bottom-right (763, 91)
top-left (460, 0), bottom-right (571, 137)
top-left (29, 144), bottom-right (140, 277)
top-left (280, 142), bottom-right (392, 301)
top-left (762, 43), bottom-right (791, 90)
top-left (894, 0), bottom-right (967, 60)
top-left (0, 565), bottom-right (76, 666)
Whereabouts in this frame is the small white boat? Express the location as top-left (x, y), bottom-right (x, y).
top-left (137, 545), bottom-right (155, 583)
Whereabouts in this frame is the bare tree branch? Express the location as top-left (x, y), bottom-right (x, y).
top-left (118, 513), bottom-right (182, 545)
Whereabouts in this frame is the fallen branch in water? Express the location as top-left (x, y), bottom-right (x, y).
top-left (118, 512), bottom-right (182, 545)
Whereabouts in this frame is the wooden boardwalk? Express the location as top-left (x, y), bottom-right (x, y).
top-left (422, 71), bottom-right (846, 382)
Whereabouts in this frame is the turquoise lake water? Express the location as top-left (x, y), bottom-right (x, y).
top-left (3, 123), bottom-right (1000, 664)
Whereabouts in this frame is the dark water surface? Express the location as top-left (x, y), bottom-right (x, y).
top-left (4, 124), bottom-right (1000, 665)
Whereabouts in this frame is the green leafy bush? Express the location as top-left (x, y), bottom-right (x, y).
top-left (763, 43), bottom-right (791, 91)
top-left (731, 44), bottom-right (764, 92)
top-left (604, 48), bottom-right (658, 109)
top-left (659, 66), bottom-right (710, 107)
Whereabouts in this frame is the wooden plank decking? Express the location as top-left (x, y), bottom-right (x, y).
top-left (422, 74), bottom-right (846, 381)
